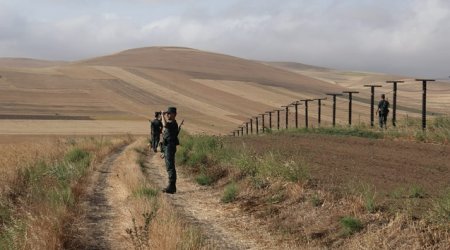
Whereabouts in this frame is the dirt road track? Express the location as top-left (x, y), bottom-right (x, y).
top-left (65, 142), bottom-right (281, 250)
top-left (146, 154), bottom-right (283, 250)
top-left (65, 144), bottom-right (128, 250)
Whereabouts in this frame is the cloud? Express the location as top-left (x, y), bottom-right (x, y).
top-left (0, 0), bottom-right (449, 77)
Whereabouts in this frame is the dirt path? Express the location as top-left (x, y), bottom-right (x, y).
top-left (65, 141), bottom-right (282, 250)
top-left (65, 144), bottom-right (129, 250)
top-left (145, 154), bottom-right (283, 250)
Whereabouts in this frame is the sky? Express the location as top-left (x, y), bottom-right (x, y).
top-left (0, 0), bottom-right (449, 78)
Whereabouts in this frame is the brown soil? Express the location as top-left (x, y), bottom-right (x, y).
top-left (230, 134), bottom-right (450, 196)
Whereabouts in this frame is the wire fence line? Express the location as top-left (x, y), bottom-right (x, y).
top-left (231, 79), bottom-right (449, 136)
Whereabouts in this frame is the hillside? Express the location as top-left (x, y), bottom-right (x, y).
top-left (0, 47), bottom-right (448, 136)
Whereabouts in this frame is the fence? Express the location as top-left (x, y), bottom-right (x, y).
top-left (230, 79), bottom-right (447, 136)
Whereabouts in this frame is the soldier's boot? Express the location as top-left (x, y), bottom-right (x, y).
top-left (163, 181), bottom-right (176, 194)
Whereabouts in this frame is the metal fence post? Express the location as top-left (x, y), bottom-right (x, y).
top-left (363, 85), bottom-right (382, 127)
top-left (415, 79), bottom-right (435, 130)
top-left (386, 81), bottom-right (404, 127)
top-left (326, 94), bottom-right (343, 127)
top-left (342, 91), bottom-right (359, 126)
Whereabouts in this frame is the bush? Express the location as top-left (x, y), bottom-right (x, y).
top-left (221, 182), bottom-right (238, 203)
top-left (64, 148), bottom-right (90, 163)
top-left (176, 135), bottom-right (221, 167)
top-left (340, 216), bottom-right (363, 236)
top-left (195, 174), bottom-right (213, 186)
top-left (409, 185), bottom-right (426, 198)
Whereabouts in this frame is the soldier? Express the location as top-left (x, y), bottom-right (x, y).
top-left (160, 107), bottom-right (180, 194)
top-left (376, 94), bottom-right (390, 129)
top-left (150, 112), bottom-right (163, 153)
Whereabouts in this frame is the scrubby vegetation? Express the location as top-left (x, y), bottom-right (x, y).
top-left (269, 115), bottom-right (450, 144)
top-left (175, 130), bottom-right (450, 248)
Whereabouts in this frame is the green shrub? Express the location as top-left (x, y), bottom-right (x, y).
top-left (176, 135), bottom-right (221, 167)
top-left (361, 185), bottom-right (377, 213)
top-left (64, 148), bottom-right (90, 163)
top-left (409, 185), bottom-right (426, 198)
top-left (340, 216), bottom-right (363, 236)
top-left (221, 182), bottom-right (238, 203)
top-left (195, 173), bottom-right (213, 186)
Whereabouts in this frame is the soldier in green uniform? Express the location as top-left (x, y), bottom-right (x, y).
top-left (376, 94), bottom-right (390, 129)
top-left (160, 107), bottom-right (180, 194)
top-left (150, 112), bottom-right (163, 153)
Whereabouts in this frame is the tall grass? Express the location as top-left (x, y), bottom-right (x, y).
top-left (177, 133), bottom-right (310, 184)
top-left (270, 115), bottom-right (450, 144)
top-left (0, 136), bottom-right (129, 249)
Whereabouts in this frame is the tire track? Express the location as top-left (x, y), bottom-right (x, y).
top-left (65, 144), bottom-right (128, 250)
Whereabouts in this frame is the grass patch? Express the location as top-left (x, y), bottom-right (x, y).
top-left (361, 184), bottom-right (377, 213)
top-left (432, 189), bottom-right (450, 223)
top-left (409, 185), bottom-right (426, 198)
top-left (340, 216), bottom-right (363, 236)
top-left (283, 127), bottom-right (384, 139)
top-left (133, 187), bottom-right (159, 199)
top-left (195, 173), bottom-right (214, 186)
top-left (221, 182), bottom-right (238, 203)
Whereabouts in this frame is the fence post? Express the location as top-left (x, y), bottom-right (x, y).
top-left (281, 105), bottom-right (290, 129)
top-left (301, 99), bottom-right (313, 128)
top-left (260, 113), bottom-right (266, 133)
top-left (276, 110), bottom-right (281, 130)
top-left (245, 122), bottom-right (249, 135)
top-left (326, 93), bottom-right (343, 127)
top-left (386, 81), bottom-right (404, 127)
top-left (313, 98), bottom-right (327, 127)
top-left (292, 102), bottom-right (301, 128)
top-left (254, 116), bottom-right (259, 135)
top-left (240, 126), bottom-right (244, 136)
top-left (415, 79), bottom-right (435, 130)
top-left (266, 111), bottom-right (274, 130)
top-left (342, 91), bottom-right (359, 126)
top-left (363, 85), bottom-right (382, 127)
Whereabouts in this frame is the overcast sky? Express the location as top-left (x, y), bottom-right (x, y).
top-left (0, 0), bottom-right (449, 77)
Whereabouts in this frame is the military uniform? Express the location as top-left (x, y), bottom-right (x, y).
top-left (378, 99), bottom-right (390, 128)
top-left (162, 107), bottom-right (179, 194)
top-left (150, 117), bottom-right (163, 152)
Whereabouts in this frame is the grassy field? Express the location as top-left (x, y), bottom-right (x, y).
top-left (0, 136), bottom-right (131, 249)
top-left (175, 124), bottom-right (450, 248)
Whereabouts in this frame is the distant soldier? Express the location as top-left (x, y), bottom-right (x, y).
top-left (150, 112), bottom-right (163, 152)
top-left (160, 107), bottom-right (180, 194)
top-left (376, 94), bottom-right (390, 129)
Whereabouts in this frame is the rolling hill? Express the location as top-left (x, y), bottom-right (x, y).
top-left (0, 47), bottom-right (448, 135)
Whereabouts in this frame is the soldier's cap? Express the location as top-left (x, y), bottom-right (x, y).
top-left (166, 107), bottom-right (177, 114)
